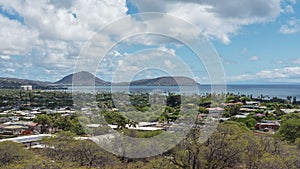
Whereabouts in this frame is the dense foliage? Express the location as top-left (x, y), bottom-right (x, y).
top-left (0, 123), bottom-right (300, 168)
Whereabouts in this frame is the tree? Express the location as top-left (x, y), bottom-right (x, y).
top-left (158, 106), bottom-right (180, 124)
top-left (292, 96), bottom-right (297, 104)
top-left (40, 131), bottom-right (120, 168)
top-left (198, 106), bottom-right (208, 114)
top-left (203, 122), bottom-right (249, 169)
top-left (166, 122), bottom-right (252, 169)
top-left (129, 93), bottom-right (151, 112)
top-left (166, 93), bottom-right (181, 108)
top-left (243, 135), bottom-right (264, 169)
top-left (199, 97), bottom-right (211, 108)
top-left (5, 155), bottom-right (64, 169)
top-left (41, 131), bottom-right (76, 161)
top-left (278, 118), bottom-right (300, 142)
top-left (225, 94), bottom-right (240, 103)
top-left (34, 114), bottom-right (52, 133)
top-left (258, 153), bottom-right (287, 169)
top-left (273, 103), bottom-right (285, 117)
top-left (102, 110), bottom-right (137, 129)
top-left (287, 96), bottom-right (292, 104)
top-left (224, 104), bottom-right (241, 117)
top-left (70, 121), bottom-right (86, 135)
top-left (54, 116), bottom-right (72, 131)
top-left (0, 141), bottom-right (32, 167)
top-left (240, 96), bottom-right (252, 104)
top-left (71, 139), bottom-right (119, 167)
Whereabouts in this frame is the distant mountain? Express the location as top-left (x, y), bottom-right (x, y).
top-left (54, 71), bottom-right (197, 86)
top-left (0, 77), bottom-right (51, 89)
top-left (0, 71), bottom-right (199, 89)
top-left (55, 71), bottom-right (111, 86)
top-left (127, 76), bottom-right (199, 86)
top-left (55, 71), bottom-right (198, 86)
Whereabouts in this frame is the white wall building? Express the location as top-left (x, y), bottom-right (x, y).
top-left (21, 85), bottom-right (33, 90)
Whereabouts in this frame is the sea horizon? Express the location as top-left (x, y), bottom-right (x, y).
top-left (67, 84), bottom-right (300, 99)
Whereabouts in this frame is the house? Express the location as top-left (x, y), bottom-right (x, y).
top-left (87, 124), bottom-right (101, 128)
top-left (0, 125), bottom-right (26, 135)
top-left (0, 121), bottom-right (38, 135)
top-left (23, 114), bottom-right (36, 120)
top-left (220, 118), bottom-right (230, 121)
top-left (254, 113), bottom-right (265, 117)
top-left (240, 108), bottom-right (255, 112)
top-left (138, 122), bottom-right (158, 127)
top-left (30, 111), bottom-right (42, 115)
top-left (0, 134), bottom-right (52, 147)
top-left (255, 120), bottom-right (280, 132)
top-left (14, 110), bottom-right (29, 116)
top-left (245, 101), bottom-right (260, 105)
top-left (223, 102), bottom-right (243, 107)
top-left (0, 117), bottom-right (9, 123)
top-left (21, 85), bottom-right (33, 90)
top-left (207, 107), bottom-right (224, 114)
top-left (235, 115), bottom-right (247, 119)
top-left (0, 112), bottom-right (8, 116)
top-left (9, 116), bottom-right (19, 121)
top-left (240, 101), bottom-right (261, 109)
top-left (280, 109), bottom-right (300, 114)
top-left (107, 124), bottom-right (163, 131)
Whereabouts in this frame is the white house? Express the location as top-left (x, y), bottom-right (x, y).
top-left (21, 85), bottom-right (33, 90)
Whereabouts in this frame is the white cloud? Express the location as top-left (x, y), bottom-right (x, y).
top-left (289, 0), bottom-right (297, 4)
top-left (31, 40), bottom-right (81, 70)
top-left (284, 5), bottom-right (294, 13)
top-left (274, 57), bottom-right (300, 65)
top-left (0, 15), bottom-right (38, 56)
top-left (0, 55), bottom-right (11, 60)
top-left (0, 0), bottom-right (128, 41)
top-left (291, 58), bottom-right (300, 64)
top-left (228, 67), bottom-right (300, 82)
top-left (280, 18), bottom-right (300, 34)
top-left (110, 50), bottom-right (122, 57)
top-left (164, 60), bottom-right (176, 69)
top-left (4, 68), bottom-right (15, 72)
top-left (158, 46), bottom-right (176, 56)
top-left (104, 47), bottom-right (195, 82)
top-left (0, 0), bottom-right (128, 80)
top-left (249, 56), bottom-right (259, 61)
top-left (131, 0), bottom-right (282, 44)
top-left (227, 74), bottom-right (254, 81)
top-left (257, 67), bottom-right (300, 78)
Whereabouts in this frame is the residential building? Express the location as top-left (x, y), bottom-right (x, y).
top-left (21, 85), bottom-right (33, 90)
top-left (255, 120), bottom-right (280, 132)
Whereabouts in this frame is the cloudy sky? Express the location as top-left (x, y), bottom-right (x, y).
top-left (0, 0), bottom-right (300, 84)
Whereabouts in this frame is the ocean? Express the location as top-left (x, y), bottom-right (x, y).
top-left (224, 84), bottom-right (300, 99)
top-left (70, 84), bottom-right (300, 99)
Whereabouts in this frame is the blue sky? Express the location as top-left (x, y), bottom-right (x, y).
top-left (0, 0), bottom-right (300, 84)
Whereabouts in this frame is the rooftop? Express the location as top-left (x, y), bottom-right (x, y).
top-left (0, 134), bottom-right (52, 143)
